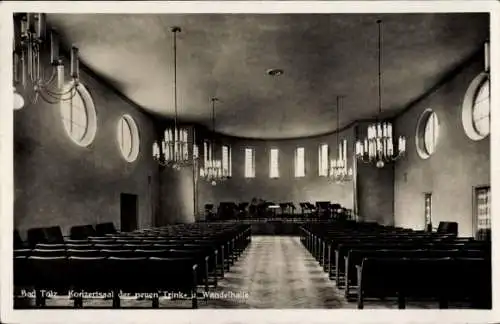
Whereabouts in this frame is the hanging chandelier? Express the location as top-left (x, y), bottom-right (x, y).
top-left (355, 19), bottom-right (406, 168)
top-left (329, 96), bottom-right (353, 183)
top-left (152, 26), bottom-right (193, 170)
top-left (13, 13), bottom-right (80, 110)
top-left (200, 97), bottom-right (228, 186)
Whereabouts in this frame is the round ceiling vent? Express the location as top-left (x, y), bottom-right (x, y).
top-left (266, 68), bottom-right (284, 77)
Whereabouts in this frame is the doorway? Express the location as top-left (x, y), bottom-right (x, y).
top-left (120, 193), bottom-right (138, 232)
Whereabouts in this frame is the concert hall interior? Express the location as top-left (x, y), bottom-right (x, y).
top-left (10, 12), bottom-right (491, 309)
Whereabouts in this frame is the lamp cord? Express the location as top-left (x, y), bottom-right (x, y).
top-left (336, 96), bottom-right (340, 150)
top-left (212, 98), bottom-right (216, 134)
top-left (173, 27), bottom-right (179, 140)
top-left (377, 19), bottom-right (382, 118)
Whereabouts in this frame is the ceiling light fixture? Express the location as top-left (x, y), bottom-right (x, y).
top-left (13, 86), bottom-right (25, 110)
top-left (200, 97), bottom-right (228, 186)
top-left (329, 96), bottom-right (353, 183)
top-left (355, 19), bottom-right (406, 168)
top-left (267, 68), bottom-right (284, 77)
top-left (152, 26), bottom-right (195, 169)
top-left (13, 13), bottom-right (80, 109)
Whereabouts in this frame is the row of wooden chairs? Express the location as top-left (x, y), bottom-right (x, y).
top-left (15, 222), bottom-right (118, 249)
top-left (300, 222), bottom-right (491, 309)
top-left (358, 256), bottom-right (491, 309)
top-left (14, 223), bottom-right (252, 309)
top-left (15, 255), bottom-right (201, 309)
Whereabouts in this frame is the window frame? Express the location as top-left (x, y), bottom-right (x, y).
top-left (472, 185), bottom-right (491, 240)
top-left (117, 114), bottom-right (140, 163)
top-left (60, 82), bottom-right (97, 147)
top-left (415, 108), bottom-right (439, 160)
top-left (471, 78), bottom-right (490, 137)
top-left (423, 111), bottom-right (439, 155)
top-left (222, 144), bottom-right (232, 177)
top-left (294, 146), bottom-right (305, 178)
top-left (318, 143), bottom-right (329, 177)
top-left (269, 147), bottom-right (279, 179)
top-left (244, 147), bottom-right (255, 178)
top-left (462, 72), bottom-right (490, 141)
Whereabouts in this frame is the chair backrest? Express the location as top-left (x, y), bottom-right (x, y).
top-left (70, 225), bottom-right (88, 240)
top-left (331, 203), bottom-right (341, 211)
top-left (36, 243), bottom-right (65, 249)
top-left (93, 243), bottom-right (124, 250)
top-left (28, 256), bottom-right (69, 289)
top-left (68, 256), bottom-right (107, 289)
top-left (95, 222), bottom-right (117, 236)
top-left (105, 257), bottom-right (148, 290)
top-left (147, 257), bottom-right (197, 290)
top-left (124, 243), bottom-right (152, 249)
top-left (27, 228), bottom-right (48, 248)
top-left (437, 222), bottom-right (458, 235)
top-left (238, 202), bottom-right (249, 211)
top-left (100, 249), bottom-right (136, 258)
top-left (65, 239), bottom-right (89, 244)
top-left (67, 249), bottom-right (101, 257)
top-left (31, 248), bottom-right (67, 257)
top-left (82, 225), bottom-right (97, 238)
top-left (13, 229), bottom-right (25, 249)
top-left (134, 249), bottom-right (168, 258)
top-left (44, 226), bottom-right (64, 244)
top-left (14, 249), bottom-right (32, 257)
top-left (316, 201), bottom-right (331, 210)
top-left (14, 256), bottom-right (31, 286)
top-left (306, 202), bottom-right (316, 209)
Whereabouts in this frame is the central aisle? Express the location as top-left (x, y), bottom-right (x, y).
top-left (203, 235), bottom-right (348, 308)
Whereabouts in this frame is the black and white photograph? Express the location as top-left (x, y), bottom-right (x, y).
top-left (0, 1), bottom-right (499, 323)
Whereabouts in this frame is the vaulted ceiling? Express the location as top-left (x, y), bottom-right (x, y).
top-left (46, 13), bottom-right (488, 139)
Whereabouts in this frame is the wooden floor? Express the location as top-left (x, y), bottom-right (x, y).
top-left (203, 235), bottom-right (347, 308)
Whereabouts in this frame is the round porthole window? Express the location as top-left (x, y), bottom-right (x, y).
top-left (60, 82), bottom-right (97, 147)
top-left (117, 114), bottom-right (140, 162)
top-left (462, 72), bottom-right (490, 141)
top-left (416, 108), bottom-right (439, 159)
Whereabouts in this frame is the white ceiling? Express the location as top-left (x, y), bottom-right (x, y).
top-left (46, 13), bottom-right (488, 139)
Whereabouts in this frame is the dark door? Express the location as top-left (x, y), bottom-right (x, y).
top-left (120, 193), bottom-right (138, 232)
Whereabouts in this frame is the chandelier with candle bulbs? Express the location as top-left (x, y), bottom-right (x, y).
top-left (12, 13), bottom-right (81, 110)
top-left (152, 26), bottom-right (193, 169)
top-left (355, 19), bottom-right (406, 168)
top-left (329, 96), bottom-right (353, 183)
top-left (200, 97), bottom-right (228, 186)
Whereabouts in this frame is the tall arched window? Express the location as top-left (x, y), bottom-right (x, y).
top-left (294, 147), bottom-right (305, 178)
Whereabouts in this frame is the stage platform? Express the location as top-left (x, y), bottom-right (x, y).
top-left (197, 218), bottom-right (344, 235)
